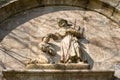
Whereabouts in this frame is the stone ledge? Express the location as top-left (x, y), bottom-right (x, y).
top-left (26, 63), bottom-right (90, 70)
top-left (2, 69), bottom-right (114, 80)
top-left (2, 69), bottom-right (114, 73)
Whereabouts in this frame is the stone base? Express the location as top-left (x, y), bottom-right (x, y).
top-left (26, 63), bottom-right (90, 70)
top-left (2, 69), bottom-right (114, 80)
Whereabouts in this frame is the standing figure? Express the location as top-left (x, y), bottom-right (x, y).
top-left (50, 19), bottom-right (86, 63)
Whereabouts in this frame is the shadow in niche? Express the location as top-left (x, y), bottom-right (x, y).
top-left (81, 47), bottom-right (94, 69)
top-left (114, 77), bottom-right (120, 80)
top-left (47, 43), bottom-right (61, 63)
top-left (79, 38), bottom-right (94, 69)
top-left (49, 43), bottom-right (61, 52)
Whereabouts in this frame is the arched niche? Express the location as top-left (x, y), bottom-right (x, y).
top-left (0, 0), bottom-right (120, 78)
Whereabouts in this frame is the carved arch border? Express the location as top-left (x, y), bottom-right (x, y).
top-left (0, 0), bottom-right (120, 25)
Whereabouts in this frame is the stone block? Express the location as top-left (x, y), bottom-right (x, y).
top-left (26, 63), bottom-right (90, 70)
top-left (87, 0), bottom-right (103, 12)
top-left (40, 0), bottom-right (87, 8)
top-left (100, 0), bottom-right (120, 7)
top-left (112, 9), bottom-right (120, 24)
top-left (2, 69), bottom-right (114, 80)
top-left (87, 0), bottom-right (114, 17)
top-left (20, 0), bottom-right (39, 10)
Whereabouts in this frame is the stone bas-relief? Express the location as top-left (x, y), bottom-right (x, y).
top-left (26, 19), bottom-right (89, 69)
top-left (0, 6), bottom-right (120, 78)
top-left (27, 35), bottom-right (56, 64)
top-left (51, 19), bottom-right (86, 63)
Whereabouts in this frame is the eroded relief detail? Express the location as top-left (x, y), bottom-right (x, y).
top-left (27, 19), bottom-right (88, 65)
top-left (27, 35), bottom-right (56, 64)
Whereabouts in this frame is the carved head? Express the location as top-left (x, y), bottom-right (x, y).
top-left (58, 19), bottom-right (68, 27)
top-left (42, 36), bottom-right (50, 43)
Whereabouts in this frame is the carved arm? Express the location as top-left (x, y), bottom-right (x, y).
top-left (48, 33), bottom-right (62, 40)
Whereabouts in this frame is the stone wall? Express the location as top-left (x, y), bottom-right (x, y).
top-left (2, 70), bottom-right (114, 80)
top-left (0, 0), bottom-right (120, 79)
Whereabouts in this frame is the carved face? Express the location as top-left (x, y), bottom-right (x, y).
top-left (58, 19), bottom-right (68, 27)
top-left (42, 37), bottom-right (50, 43)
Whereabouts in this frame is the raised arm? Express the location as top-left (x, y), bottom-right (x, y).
top-left (66, 28), bottom-right (81, 38)
top-left (48, 33), bottom-right (62, 40)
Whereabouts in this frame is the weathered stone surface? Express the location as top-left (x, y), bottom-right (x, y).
top-left (88, 0), bottom-right (114, 20)
top-left (116, 3), bottom-right (120, 11)
top-left (0, 6), bottom-right (120, 78)
top-left (100, 0), bottom-right (120, 7)
top-left (2, 69), bottom-right (114, 80)
top-left (0, 0), bottom-right (120, 79)
top-left (0, 0), bottom-right (120, 25)
top-left (26, 63), bottom-right (90, 69)
top-left (112, 9), bottom-right (120, 23)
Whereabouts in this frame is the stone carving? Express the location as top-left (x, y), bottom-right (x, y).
top-left (38, 35), bottom-right (56, 56)
top-left (50, 19), bottom-right (87, 63)
top-left (27, 19), bottom-right (87, 65)
top-left (27, 35), bottom-right (56, 64)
